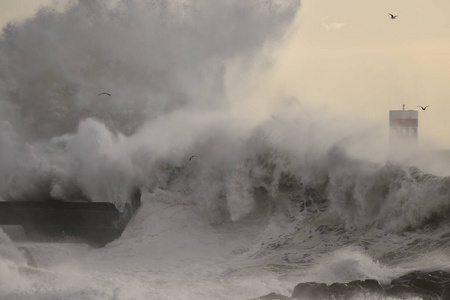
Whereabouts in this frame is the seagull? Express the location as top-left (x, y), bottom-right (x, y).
top-left (189, 155), bottom-right (197, 162)
top-left (418, 105), bottom-right (429, 111)
top-left (97, 92), bottom-right (111, 97)
top-left (389, 13), bottom-right (398, 19)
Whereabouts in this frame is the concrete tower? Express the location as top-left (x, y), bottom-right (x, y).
top-left (389, 104), bottom-right (418, 144)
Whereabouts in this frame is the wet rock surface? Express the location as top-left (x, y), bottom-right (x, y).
top-left (386, 270), bottom-right (450, 300)
top-left (249, 270), bottom-right (450, 300)
top-left (249, 292), bottom-right (294, 300)
top-left (291, 279), bottom-right (384, 299)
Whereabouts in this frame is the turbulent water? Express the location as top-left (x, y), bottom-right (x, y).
top-left (1, 0), bottom-right (450, 299)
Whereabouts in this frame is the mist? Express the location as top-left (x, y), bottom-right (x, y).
top-left (3, 2), bottom-right (450, 299)
top-left (1, 0), bottom-right (449, 231)
top-left (0, 0), bottom-right (302, 203)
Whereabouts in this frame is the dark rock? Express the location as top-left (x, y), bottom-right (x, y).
top-left (249, 292), bottom-right (293, 300)
top-left (385, 285), bottom-right (437, 300)
top-left (328, 282), bottom-right (357, 298)
top-left (442, 286), bottom-right (450, 300)
top-left (291, 279), bottom-right (384, 299)
top-left (352, 279), bottom-right (385, 294)
top-left (330, 279), bottom-right (384, 298)
top-left (392, 270), bottom-right (450, 285)
top-left (413, 279), bottom-right (445, 296)
top-left (291, 282), bottom-right (331, 299)
top-left (275, 270), bottom-right (450, 300)
top-left (390, 270), bottom-right (450, 299)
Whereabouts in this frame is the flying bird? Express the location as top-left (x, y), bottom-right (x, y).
top-left (418, 105), bottom-right (429, 111)
top-left (97, 92), bottom-right (111, 97)
top-left (189, 155), bottom-right (197, 162)
top-left (389, 13), bottom-right (398, 19)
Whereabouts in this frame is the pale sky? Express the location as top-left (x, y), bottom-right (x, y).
top-left (271, 0), bottom-right (450, 149)
top-left (1, 0), bottom-right (450, 148)
top-left (0, 0), bottom-right (52, 28)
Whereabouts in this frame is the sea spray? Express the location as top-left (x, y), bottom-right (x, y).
top-left (1, 2), bottom-right (450, 299)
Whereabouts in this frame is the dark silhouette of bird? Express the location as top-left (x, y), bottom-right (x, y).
top-left (418, 105), bottom-right (429, 111)
top-left (389, 13), bottom-right (398, 19)
top-left (189, 155), bottom-right (197, 162)
top-left (97, 92), bottom-right (111, 97)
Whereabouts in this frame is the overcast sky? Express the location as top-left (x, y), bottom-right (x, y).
top-left (0, 0), bottom-right (52, 28)
top-left (1, 0), bottom-right (450, 148)
top-left (272, 0), bottom-right (450, 149)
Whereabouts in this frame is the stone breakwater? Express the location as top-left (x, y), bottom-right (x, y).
top-left (251, 270), bottom-right (450, 300)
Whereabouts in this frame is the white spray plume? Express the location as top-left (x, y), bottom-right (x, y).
top-left (0, 0), bottom-right (300, 137)
top-left (1, 0), bottom-right (449, 232)
top-left (0, 0), bottom-right (301, 207)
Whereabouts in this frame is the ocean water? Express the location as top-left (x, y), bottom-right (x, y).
top-left (3, 163), bottom-right (450, 299)
top-left (1, 1), bottom-right (450, 299)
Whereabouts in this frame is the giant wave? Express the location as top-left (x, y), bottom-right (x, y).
top-left (1, 0), bottom-right (450, 299)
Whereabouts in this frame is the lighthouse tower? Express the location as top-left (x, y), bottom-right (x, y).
top-left (389, 104), bottom-right (418, 144)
